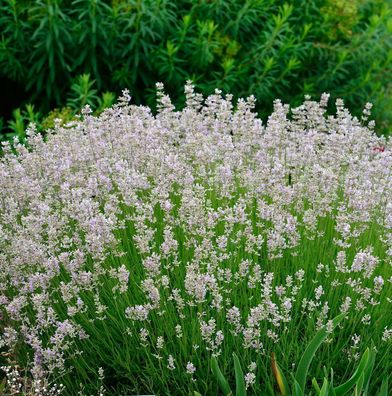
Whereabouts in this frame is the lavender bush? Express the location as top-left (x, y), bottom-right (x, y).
top-left (0, 83), bottom-right (391, 395)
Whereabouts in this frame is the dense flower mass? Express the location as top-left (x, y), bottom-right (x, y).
top-left (0, 83), bottom-right (391, 395)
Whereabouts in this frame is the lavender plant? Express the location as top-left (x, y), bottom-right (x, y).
top-left (0, 83), bottom-right (391, 395)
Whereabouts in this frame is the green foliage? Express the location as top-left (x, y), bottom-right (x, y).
top-left (233, 353), bottom-right (246, 396)
top-left (0, 0), bottom-right (391, 139)
top-left (4, 105), bottom-right (41, 142)
top-left (321, 0), bottom-right (361, 40)
top-left (211, 355), bottom-right (233, 396)
top-left (210, 319), bottom-right (387, 396)
top-left (333, 349), bottom-right (371, 395)
top-left (311, 347), bottom-right (380, 396)
top-left (40, 106), bottom-right (75, 130)
top-left (0, 73), bottom-right (114, 139)
top-left (294, 314), bottom-right (344, 393)
top-left (67, 73), bottom-right (99, 109)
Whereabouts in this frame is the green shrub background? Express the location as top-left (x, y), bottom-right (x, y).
top-left (0, 0), bottom-right (391, 139)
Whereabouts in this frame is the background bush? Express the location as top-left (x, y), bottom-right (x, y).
top-left (0, 0), bottom-right (392, 139)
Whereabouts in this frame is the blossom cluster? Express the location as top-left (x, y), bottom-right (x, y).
top-left (0, 83), bottom-right (390, 394)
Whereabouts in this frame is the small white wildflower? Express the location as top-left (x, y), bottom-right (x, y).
top-left (382, 328), bottom-right (392, 342)
top-left (295, 269), bottom-right (305, 282)
top-left (351, 334), bottom-right (361, 348)
top-left (325, 320), bottom-right (334, 334)
top-left (156, 336), bottom-right (164, 349)
top-left (275, 285), bottom-right (286, 296)
top-left (244, 372), bottom-right (256, 389)
top-left (248, 362), bottom-right (257, 372)
top-left (175, 324), bottom-right (183, 338)
top-left (340, 297), bottom-right (351, 315)
top-left (167, 355), bottom-right (176, 370)
top-left (315, 285), bottom-right (324, 300)
top-left (186, 362), bottom-right (196, 375)
top-left (267, 329), bottom-right (279, 343)
top-left (139, 328), bottom-right (148, 345)
top-left (316, 263), bottom-right (324, 273)
top-left (373, 276), bottom-right (384, 294)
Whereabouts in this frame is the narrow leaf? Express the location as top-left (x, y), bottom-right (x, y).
top-left (355, 372), bottom-right (365, 396)
top-left (293, 378), bottom-right (303, 396)
top-left (320, 378), bottom-right (329, 396)
top-left (312, 377), bottom-right (321, 394)
top-left (378, 378), bottom-right (388, 396)
top-left (295, 313), bottom-right (345, 393)
top-left (211, 356), bottom-right (232, 396)
top-left (233, 353), bottom-right (246, 396)
top-left (329, 369), bottom-right (336, 396)
top-left (334, 348), bottom-right (370, 395)
top-left (362, 348), bottom-right (376, 394)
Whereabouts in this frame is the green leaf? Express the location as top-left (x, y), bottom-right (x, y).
top-left (233, 353), bottom-right (246, 396)
top-left (295, 314), bottom-right (345, 394)
top-left (211, 356), bottom-right (232, 396)
top-left (354, 373), bottom-right (365, 396)
top-left (312, 378), bottom-right (321, 395)
top-left (362, 348), bottom-right (376, 395)
top-left (378, 378), bottom-right (388, 396)
top-left (334, 348), bottom-right (370, 395)
top-left (329, 369), bottom-right (336, 396)
top-left (320, 378), bottom-right (329, 396)
top-left (292, 378), bottom-right (303, 396)
top-left (97, 92), bottom-right (116, 113)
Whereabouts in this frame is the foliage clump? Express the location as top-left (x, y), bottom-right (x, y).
top-left (0, 0), bottom-right (391, 138)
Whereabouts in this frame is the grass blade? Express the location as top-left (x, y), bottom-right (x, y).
top-left (295, 313), bottom-right (345, 393)
top-left (378, 378), bottom-right (388, 396)
top-left (329, 369), bottom-right (336, 396)
top-left (355, 372), bottom-right (365, 396)
top-left (362, 348), bottom-right (376, 395)
top-left (211, 356), bottom-right (232, 396)
top-left (319, 378), bottom-right (329, 396)
top-left (233, 352), bottom-right (246, 396)
top-left (312, 377), bottom-right (321, 394)
top-left (292, 378), bottom-right (303, 396)
top-left (271, 352), bottom-right (290, 395)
